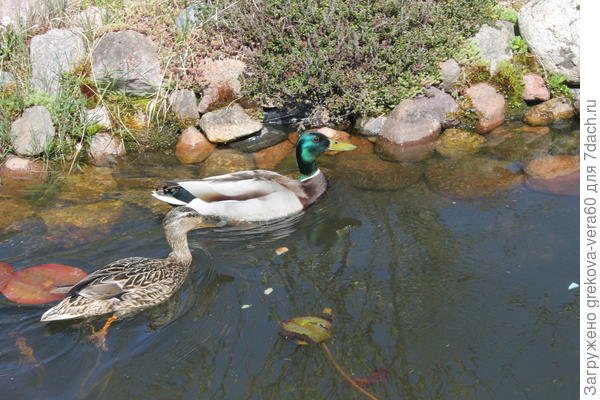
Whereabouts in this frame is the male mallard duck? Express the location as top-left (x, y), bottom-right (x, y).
top-left (151, 131), bottom-right (356, 223)
top-left (41, 207), bottom-right (212, 349)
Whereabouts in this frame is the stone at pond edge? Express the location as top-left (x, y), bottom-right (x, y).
top-left (439, 59), bottom-right (462, 90)
top-left (197, 58), bottom-right (246, 113)
top-left (175, 126), bottom-right (215, 164)
top-left (201, 149), bottom-right (256, 176)
top-left (356, 116), bottom-right (387, 136)
top-left (425, 156), bottom-right (524, 200)
top-left (435, 129), bottom-right (485, 158)
top-left (336, 154), bottom-right (422, 191)
top-left (523, 97), bottom-right (575, 126)
top-left (56, 166), bottom-right (118, 201)
top-left (0, 199), bottom-right (35, 231)
top-left (168, 89), bottom-right (199, 123)
top-left (522, 73), bottom-right (550, 102)
top-left (253, 140), bottom-right (294, 170)
top-left (470, 21), bottom-right (515, 74)
top-left (10, 106), bottom-right (55, 156)
top-left (375, 137), bottom-right (436, 162)
top-left (379, 87), bottom-right (458, 146)
top-left (519, 0), bottom-right (580, 84)
top-left (229, 126), bottom-right (289, 153)
top-left (30, 29), bottom-right (85, 95)
top-left (91, 30), bottom-right (163, 95)
top-left (85, 105), bottom-right (112, 129)
top-left (525, 155), bottom-right (579, 196)
top-left (88, 132), bottom-right (126, 166)
top-left (0, 155), bottom-right (47, 181)
top-left (465, 83), bottom-right (506, 133)
top-left (482, 122), bottom-right (551, 162)
top-left (199, 104), bottom-right (263, 143)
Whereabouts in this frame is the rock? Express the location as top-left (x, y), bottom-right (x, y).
top-left (425, 156), bottom-right (525, 199)
top-left (379, 87), bottom-right (458, 145)
top-left (174, 5), bottom-right (202, 32)
top-left (202, 149), bottom-right (256, 176)
top-left (57, 166), bottom-right (118, 201)
top-left (199, 104), bottom-right (263, 143)
top-left (253, 140), bottom-right (294, 169)
top-left (263, 104), bottom-right (312, 125)
top-left (229, 126), bottom-right (289, 152)
top-left (168, 89), bottom-right (199, 123)
top-left (336, 154), bottom-right (422, 191)
top-left (196, 58), bottom-right (246, 113)
top-left (87, 132), bottom-right (126, 166)
top-left (435, 129), bottom-right (485, 158)
top-left (465, 83), bottom-right (506, 133)
top-left (72, 6), bottom-right (108, 31)
top-left (0, 0), bottom-right (67, 31)
top-left (375, 138), bottom-right (436, 162)
top-left (356, 116), bottom-right (387, 136)
top-left (30, 29), bottom-right (85, 95)
top-left (0, 199), bottom-right (35, 231)
top-left (85, 105), bottom-right (112, 129)
top-left (10, 106), bottom-right (55, 156)
top-left (0, 155), bottom-right (47, 181)
top-left (439, 59), bottom-right (462, 90)
top-left (175, 127), bottom-right (215, 164)
top-left (482, 122), bottom-right (551, 161)
top-left (522, 73), bottom-right (550, 102)
top-left (519, 0), bottom-right (580, 84)
top-left (571, 88), bottom-right (580, 113)
top-left (0, 71), bottom-right (15, 87)
top-left (91, 30), bottom-right (162, 95)
top-left (471, 21), bottom-right (515, 74)
top-left (525, 154), bottom-right (579, 195)
top-left (523, 97), bottom-right (575, 126)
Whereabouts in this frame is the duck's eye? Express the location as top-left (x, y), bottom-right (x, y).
top-left (312, 136), bottom-right (320, 142)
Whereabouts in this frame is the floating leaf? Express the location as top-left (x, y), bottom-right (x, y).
top-left (0, 262), bottom-right (14, 291)
top-left (281, 316), bottom-right (332, 344)
top-left (2, 264), bottom-right (87, 305)
top-left (354, 368), bottom-right (389, 387)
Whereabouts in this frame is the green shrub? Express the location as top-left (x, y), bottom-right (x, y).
top-left (509, 36), bottom-right (528, 54)
top-left (546, 73), bottom-right (572, 98)
top-left (200, 0), bottom-right (496, 120)
top-left (493, 5), bottom-right (518, 23)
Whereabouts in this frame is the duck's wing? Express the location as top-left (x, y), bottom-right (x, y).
top-left (63, 257), bottom-right (166, 301)
top-left (153, 170), bottom-right (307, 205)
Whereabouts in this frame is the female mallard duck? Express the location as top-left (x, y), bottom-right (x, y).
top-left (151, 131), bottom-right (356, 223)
top-left (41, 206), bottom-right (211, 349)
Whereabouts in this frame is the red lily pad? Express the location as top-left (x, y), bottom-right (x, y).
top-left (0, 262), bottom-right (14, 291)
top-left (2, 264), bottom-right (87, 305)
top-left (281, 316), bottom-right (332, 344)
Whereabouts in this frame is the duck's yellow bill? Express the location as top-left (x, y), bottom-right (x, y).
top-left (328, 141), bottom-right (357, 151)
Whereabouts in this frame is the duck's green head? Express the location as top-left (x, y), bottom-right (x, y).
top-left (296, 132), bottom-right (356, 179)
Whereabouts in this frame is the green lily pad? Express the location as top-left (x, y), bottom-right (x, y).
top-left (281, 316), bottom-right (332, 344)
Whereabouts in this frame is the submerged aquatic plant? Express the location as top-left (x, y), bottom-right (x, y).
top-left (280, 308), bottom-right (383, 400)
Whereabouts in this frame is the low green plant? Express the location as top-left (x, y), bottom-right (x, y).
top-left (510, 36), bottom-right (528, 54)
top-left (490, 60), bottom-right (526, 110)
top-left (546, 73), bottom-right (573, 98)
top-left (493, 5), bottom-right (519, 23)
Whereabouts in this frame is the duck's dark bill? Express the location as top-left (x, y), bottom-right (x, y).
top-left (328, 141), bottom-right (357, 151)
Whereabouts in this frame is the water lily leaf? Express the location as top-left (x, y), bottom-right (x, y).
top-left (0, 262), bottom-right (14, 291)
top-left (281, 316), bottom-right (332, 344)
top-left (2, 264), bottom-right (87, 305)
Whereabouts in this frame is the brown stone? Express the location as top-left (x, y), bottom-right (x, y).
top-left (0, 199), bottom-right (35, 231)
top-left (202, 149), bottom-right (256, 176)
top-left (525, 155), bottom-right (579, 195)
top-left (175, 126), bottom-right (215, 164)
top-left (196, 58), bottom-right (246, 113)
top-left (88, 132), bottom-right (125, 166)
top-left (253, 140), bottom-right (294, 170)
top-left (425, 156), bottom-right (525, 199)
top-left (435, 129), bottom-right (485, 158)
top-left (336, 154), bottom-right (422, 191)
top-left (523, 97), bottom-right (575, 126)
top-left (465, 83), bottom-right (506, 133)
top-left (0, 155), bottom-right (47, 181)
top-left (375, 137), bottom-right (436, 162)
top-left (522, 73), bottom-right (550, 102)
top-left (57, 166), bottom-right (117, 201)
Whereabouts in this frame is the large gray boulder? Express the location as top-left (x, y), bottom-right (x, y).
top-left (10, 106), bottom-right (55, 156)
top-left (168, 89), bottom-right (199, 122)
top-left (91, 30), bottom-right (163, 95)
top-left (0, 0), bottom-right (67, 31)
top-left (471, 21), bottom-right (515, 74)
top-left (30, 29), bottom-right (85, 95)
top-left (519, 0), bottom-right (580, 84)
top-left (379, 87), bottom-right (458, 145)
top-left (200, 104), bottom-right (263, 143)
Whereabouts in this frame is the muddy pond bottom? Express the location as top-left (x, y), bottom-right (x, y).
top-left (0, 140), bottom-right (578, 399)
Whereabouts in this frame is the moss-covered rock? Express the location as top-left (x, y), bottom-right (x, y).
top-left (435, 129), bottom-right (485, 158)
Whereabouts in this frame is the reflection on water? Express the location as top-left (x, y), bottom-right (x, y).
top-left (0, 145), bottom-right (578, 399)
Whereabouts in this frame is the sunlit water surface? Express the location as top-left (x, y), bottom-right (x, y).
top-left (0, 138), bottom-right (578, 399)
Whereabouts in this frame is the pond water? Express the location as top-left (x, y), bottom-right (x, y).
top-left (0, 123), bottom-right (578, 399)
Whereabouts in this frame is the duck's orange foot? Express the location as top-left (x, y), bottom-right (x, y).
top-left (89, 315), bottom-right (118, 351)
